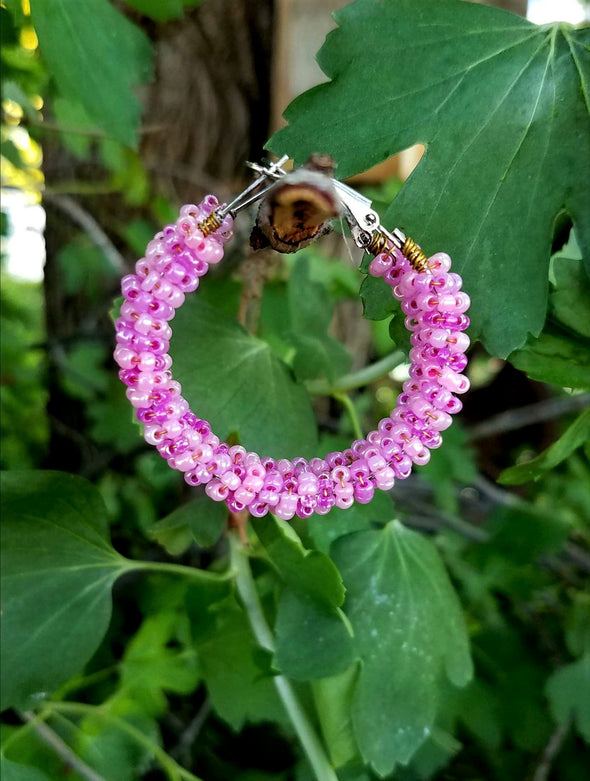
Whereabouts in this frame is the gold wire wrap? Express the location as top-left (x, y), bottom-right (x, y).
top-left (402, 236), bottom-right (429, 272)
top-left (198, 212), bottom-right (223, 237)
top-left (367, 231), bottom-right (429, 272)
top-left (366, 232), bottom-right (392, 256)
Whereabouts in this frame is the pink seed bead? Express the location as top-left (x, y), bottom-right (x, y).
top-left (220, 470), bottom-right (242, 491)
top-left (439, 368), bottom-right (470, 394)
top-left (427, 252), bottom-right (452, 272)
top-left (275, 493), bottom-right (298, 520)
top-left (368, 253), bottom-right (393, 277)
top-left (205, 479), bottom-right (229, 502)
top-left (374, 466), bottom-right (395, 490)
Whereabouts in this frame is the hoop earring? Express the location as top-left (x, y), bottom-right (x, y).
top-left (114, 157), bottom-right (470, 520)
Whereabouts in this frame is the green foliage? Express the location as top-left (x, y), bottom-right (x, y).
top-left (546, 655), bottom-right (590, 742)
top-left (150, 494), bottom-right (227, 553)
top-left (30, 0), bottom-right (152, 147)
top-left (0, 277), bottom-right (48, 469)
top-left (269, 0), bottom-right (590, 358)
top-left (0, 757), bottom-right (49, 781)
top-left (172, 298), bottom-right (319, 457)
top-left (287, 255), bottom-right (351, 382)
top-left (252, 515), bottom-right (345, 608)
top-left (274, 589), bottom-right (354, 681)
top-left (499, 407), bottom-right (590, 484)
top-left (332, 521), bottom-right (473, 774)
top-left (189, 594), bottom-right (286, 730)
top-left (0, 471), bottom-right (127, 711)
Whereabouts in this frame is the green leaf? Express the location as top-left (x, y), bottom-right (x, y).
top-left (307, 488), bottom-right (394, 555)
top-left (269, 0), bottom-right (590, 358)
top-left (150, 495), bottom-right (227, 555)
top-left (287, 255), bottom-right (351, 382)
top-left (30, 0), bottom-right (152, 147)
top-left (312, 665), bottom-right (360, 768)
top-left (499, 408), bottom-right (590, 484)
top-left (251, 514), bottom-right (345, 608)
top-left (550, 257), bottom-right (590, 339)
top-left (75, 706), bottom-right (160, 781)
top-left (359, 274), bottom-right (396, 322)
top-left (546, 654), bottom-right (590, 742)
top-left (332, 521), bottom-right (473, 774)
top-left (0, 471), bottom-right (128, 711)
top-left (171, 299), bottom-right (318, 458)
top-left (123, 0), bottom-right (184, 21)
top-left (273, 588), bottom-right (354, 681)
top-left (191, 594), bottom-right (285, 730)
top-left (508, 326), bottom-right (590, 389)
top-left (116, 611), bottom-right (199, 716)
top-left (0, 757), bottom-right (49, 781)
top-left (52, 96), bottom-right (97, 160)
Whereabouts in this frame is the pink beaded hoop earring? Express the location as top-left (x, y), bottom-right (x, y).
top-left (114, 156), bottom-right (470, 521)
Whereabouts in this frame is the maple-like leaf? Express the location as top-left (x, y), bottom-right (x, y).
top-left (269, 0), bottom-right (590, 357)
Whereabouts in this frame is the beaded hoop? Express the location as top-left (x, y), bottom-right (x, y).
top-left (114, 175), bottom-right (470, 521)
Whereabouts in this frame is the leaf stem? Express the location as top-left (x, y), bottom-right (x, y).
top-left (124, 558), bottom-right (234, 584)
top-left (306, 349), bottom-right (405, 395)
top-left (333, 391), bottom-right (363, 441)
top-left (229, 532), bottom-right (339, 781)
top-left (44, 702), bottom-right (204, 781)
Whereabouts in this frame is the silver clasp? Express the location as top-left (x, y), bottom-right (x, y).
top-left (218, 154), bottom-right (290, 218)
top-left (332, 179), bottom-right (406, 252)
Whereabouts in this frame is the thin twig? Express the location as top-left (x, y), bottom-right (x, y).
top-left (44, 192), bottom-right (127, 274)
top-left (18, 711), bottom-right (107, 781)
top-left (170, 700), bottom-right (212, 766)
top-left (467, 394), bottom-right (590, 442)
top-left (532, 719), bottom-right (570, 781)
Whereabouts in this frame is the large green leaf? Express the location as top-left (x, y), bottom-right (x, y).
top-left (251, 514), bottom-right (345, 608)
top-left (273, 588), bottom-right (354, 681)
top-left (269, 0), bottom-right (590, 358)
top-left (30, 0), bottom-right (152, 147)
top-left (0, 471), bottom-right (128, 711)
top-left (332, 521), bottom-right (472, 775)
top-left (171, 299), bottom-right (318, 458)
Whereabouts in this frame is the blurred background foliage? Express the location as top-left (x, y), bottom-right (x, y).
top-left (1, 1), bottom-right (590, 780)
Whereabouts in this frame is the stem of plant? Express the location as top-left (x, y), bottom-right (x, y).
top-left (307, 349), bottom-right (406, 395)
top-left (229, 532), bottom-right (339, 781)
top-left (45, 702), bottom-right (204, 781)
top-left (333, 391), bottom-right (363, 441)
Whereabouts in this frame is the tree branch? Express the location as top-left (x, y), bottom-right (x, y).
top-left (43, 192), bottom-right (127, 274)
top-left (532, 720), bottom-right (570, 781)
top-left (467, 393), bottom-right (590, 442)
